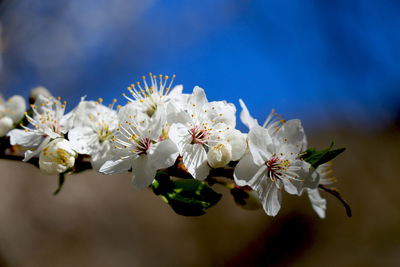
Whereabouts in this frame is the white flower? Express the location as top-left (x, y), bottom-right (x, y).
top-left (0, 94), bottom-right (26, 126)
top-left (68, 99), bottom-right (118, 171)
top-left (39, 138), bottom-right (76, 175)
top-left (168, 86), bottom-right (236, 179)
top-left (100, 104), bottom-right (179, 190)
top-left (123, 73), bottom-right (186, 118)
top-left (30, 86), bottom-right (51, 103)
top-left (0, 117), bottom-right (13, 137)
top-left (307, 162), bottom-right (337, 218)
top-left (234, 112), bottom-right (318, 216)
top-left (7, 95), bottom-right (73, 161)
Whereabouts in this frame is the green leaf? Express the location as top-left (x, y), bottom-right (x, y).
top-left (152, 173), bottom-right (222, 216)
top-left (53, 173), bottom-right (66, 195)
top-left (301, 141), bottom-right (346, 169)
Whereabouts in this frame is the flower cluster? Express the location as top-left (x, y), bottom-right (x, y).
top-left (1, 74), bottom-right (347, 218)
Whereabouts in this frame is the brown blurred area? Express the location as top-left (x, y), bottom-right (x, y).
top-left (0, 126), bottom-right (399, 267)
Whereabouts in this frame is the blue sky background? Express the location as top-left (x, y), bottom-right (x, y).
top-left (1, 0), bottom-right (399, 131)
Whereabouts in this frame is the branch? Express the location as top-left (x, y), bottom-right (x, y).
top-left (319, 184), bottom-right (352, 217)
top-left (0, 153), bottom-right (39, 168)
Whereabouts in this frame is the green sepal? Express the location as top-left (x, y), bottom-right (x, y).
top-left (152, 172), bottom-right (222, 216)
top-left (301, 141), bottom-right (346, 169)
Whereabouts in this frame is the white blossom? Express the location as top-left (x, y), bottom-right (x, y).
top-left (7, 95), bottom-right (74, 161)
top-left (168, 86), bottom-right (236, 179)
top-left (100, 104), bottom-right (179, 190)
top-left (39, 138), bottom-right (76, 175)
top-left (234, 101), bottom-right (319, 216)
top-left (68, 99), bottom-right (118, 171)
top-left (123, 73), bottom-right (187, 118)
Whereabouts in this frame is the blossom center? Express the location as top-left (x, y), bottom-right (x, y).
top-left (98, 123), bottom-right (112, 142)
top-left (135, 137), bottom-right (153, 155)
top-left (265, 156), bottom-right (291, 181)
top-left (189, 125), bottom-right (208, 144)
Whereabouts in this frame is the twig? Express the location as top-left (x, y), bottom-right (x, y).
top-left (0, 153), bottom-right (39, 168)
top-left (319, 184), bottom-right (352, 217)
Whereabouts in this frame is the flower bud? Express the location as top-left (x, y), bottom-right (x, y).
top-left (0, 116), bottom-right (13, 137)
top-left (5, 95), bottom-right (26, 123)
top-left (226, 129), bottom-right (247, 161)
top-left (39, 138), bottom-right (76, 175)
top-left (29, 86), bottom-right (51, 104)
top-left (207, 141), bottom-right (232, 169)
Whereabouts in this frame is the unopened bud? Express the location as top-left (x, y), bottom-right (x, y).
top-left (0, 116), bottom-right (13, 137)
top-left (5, 95), bottom-right (26, 123)
top-left (39, 138), bottom-right (76, 175)
top-left (226, 129), bottom-right (247, 161)
top-left (207, 141), bottom-right (232, 169)
top-left (29, 86), bottom-right (51, 104)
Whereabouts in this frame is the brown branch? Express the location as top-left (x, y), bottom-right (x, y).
top-left (0, 153), bottom-right (39, 168)
top-left (319, 184), bottom-right (352, 217)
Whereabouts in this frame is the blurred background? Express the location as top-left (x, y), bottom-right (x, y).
top-left (0, 0), bottom-right (399, 266)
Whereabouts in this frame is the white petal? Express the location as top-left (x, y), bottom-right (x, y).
top-left (24, 136), bottom-right (51, 162)
top-left (296, 160), bottom-right (320, 190)
top-left (282, 178), bottom-right (303, 196)
top-left (90, 141), bottom-right (114, 171)
top-left (206, 101), bottom-right (236, 127)
top-left (248, 125), bottom-right (272, 165)
top-left (234, 153), bottom-right (260, 187)
top-left (167, 85), bottom-right (183, 99)
top-left (131, 155), bottom-right (157, 190)
top-left (189, 86), bottom-right (208, 113)
top-left (166, 102), bottom-right (191, 125)
top-left (149, 139), bottom-right (179, 170)
top-left (307, 188), bottom-right (326, 218)
top-left (60, 110), bottom-right (75, 133)
top-left (99, 156), bottom-right (133, 174)
top-left (182, 143), bottom-right (210, 180)
top-left (258, 179), bottom-right (282, 216)
top-left (168, 123), bottom-right (190, 152)
top-left (239, 99), bottom-right (258, 128)
top-left (276, 119), bottom-right (307, 154)
top-left (7, 129), bottom-right (42, 147)
top-left (68, 126), bottom-right (97, 154)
